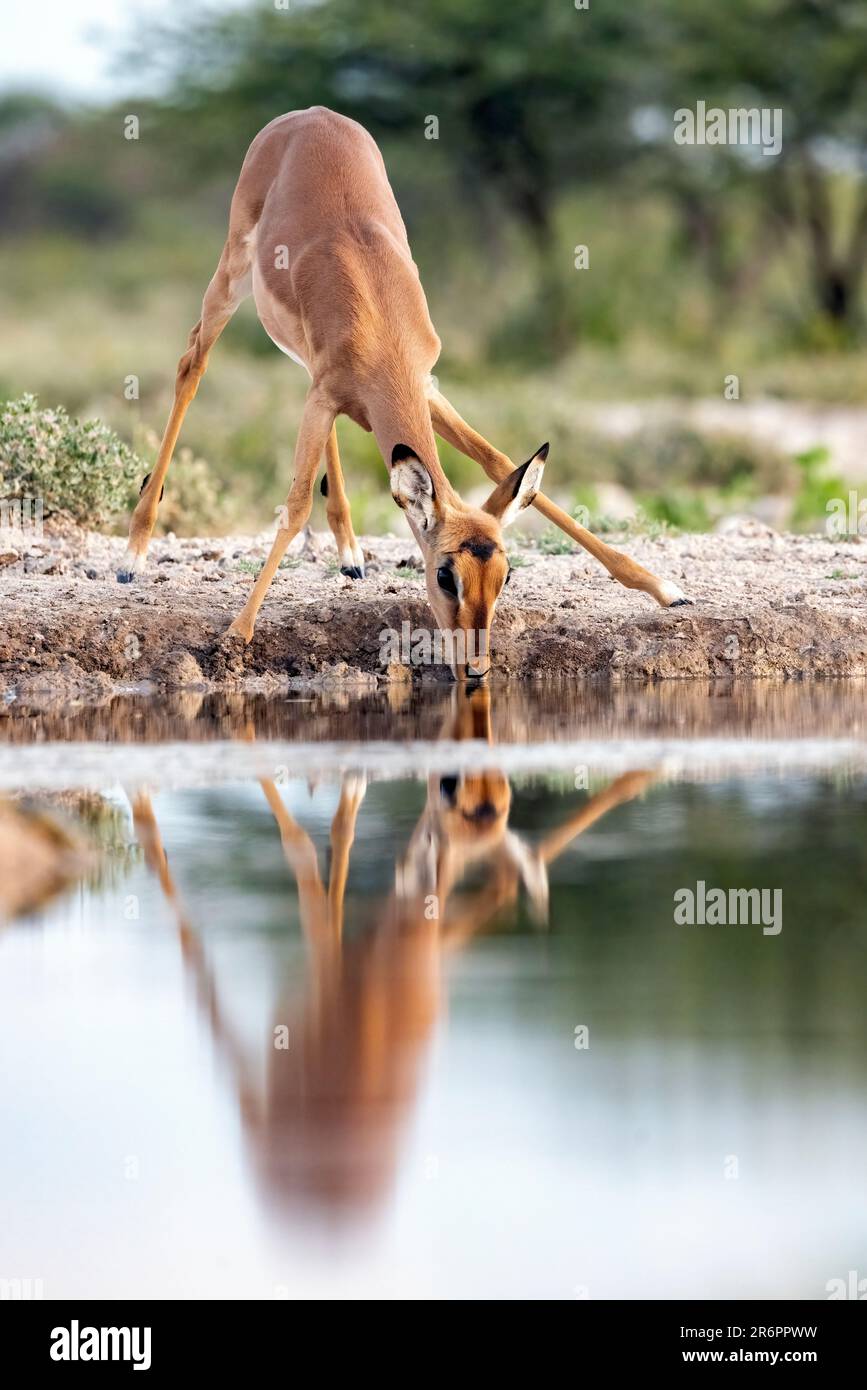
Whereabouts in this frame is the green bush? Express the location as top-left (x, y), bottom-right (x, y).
top-left (0, 393), bottom-right (142, 527)
top-left (131, 426), bottom-right (228, 535)
top-left (790, 446), bottom-right (848, 531)
top-left (606, 425), bottom-right (793, 496)
top-left (636, 490), bottom-right (712, 532)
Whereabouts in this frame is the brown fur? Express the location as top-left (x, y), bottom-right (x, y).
top-left (118, 107), bottom-right (689, 669)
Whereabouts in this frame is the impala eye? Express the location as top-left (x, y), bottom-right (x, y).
top-left (436, 565), bottom-right (458, 597)
top-left (440, 775), bottom-right (458, 804)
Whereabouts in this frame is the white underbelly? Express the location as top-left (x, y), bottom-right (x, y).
top-left (252, 260), bottom-right (311, 375)
top-left (272, 340), bottom-right (310, 373)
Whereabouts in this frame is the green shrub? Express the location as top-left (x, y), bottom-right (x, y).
top-left (0, 393), bottom-right (142, 527)
top-left (790, 445), bottom-right (848, 532)
top-left (606, 425), bottom-right (792, 496)
top-left (537, 527), bottom-right (577, 555)
top-left (637, 490), bottom-right (712, 532)
top-left (131, 425), bottom-right (228, 535)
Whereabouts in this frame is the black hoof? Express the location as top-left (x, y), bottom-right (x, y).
top-left (116, 569), bottom-right (136, 584)
top-left (669, 597), bottom-right (693, 607)
top-left (139, 473), bottom-right (164, 502)
top-left (340, 565), bottom-right (364, 580)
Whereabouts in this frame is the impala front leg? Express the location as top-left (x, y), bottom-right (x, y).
top-left (327, 774), bottom-right (367, 944)
top-left (322, 424), bottom-right (365, 579)
top-left (429, 389), bottom-right (691, 608)
top-left (226, 391), bottom-right (336, 644)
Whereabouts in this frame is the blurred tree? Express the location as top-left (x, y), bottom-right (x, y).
top-left (126, 0), bottom-right (650, 359)
top-left (643, 0), bottom-right (867, 335)
top-left (135, 0), bottom-right (642, 250)
top-left (4, 0), bottom-right (867, 368)
top-left (0, 96), bottom-right (132, 237)
top-left (129, 0), bottom-right (867, 341)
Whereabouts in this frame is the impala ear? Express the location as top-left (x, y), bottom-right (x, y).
top-left (390, 445), bottom-right (439, 532)
top-left (482, 443), bottom-right (548, 527)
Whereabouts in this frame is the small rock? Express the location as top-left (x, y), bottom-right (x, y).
top-left (24, 555), bottom-right (65, 575)
top-left (385, 661), bottom-right (412, 683)
top-left (152, 649), bottom-right (206, 688)
top-left (714, 514), bottom-right (777, 539)
top-left (0, 550), bottom-right (19, 568)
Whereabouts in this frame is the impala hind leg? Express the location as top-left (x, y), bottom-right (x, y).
top-left (226, 390), bottom-right (335, 644)
top-left (428, 388), bottom-right (691, 608)
top-left (117, 239), bottom-right (251, 582)
top-left (321, 425), bottom-right (365, 578)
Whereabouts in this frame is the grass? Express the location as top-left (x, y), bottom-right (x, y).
top-left (534, 506), bottom-right (679, 553)
top-left (1, 198), bottom-right (864, 538)
top-left (233, 556), bottom-right (301, 574)
top-left (537, 529), bottom-right (577, 555)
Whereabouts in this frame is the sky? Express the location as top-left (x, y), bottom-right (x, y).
top-left (0, 0), bottom-right (237, 101)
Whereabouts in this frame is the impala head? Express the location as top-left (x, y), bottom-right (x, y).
top-left (396, 684), bottom-right (512, 907)
top-left (435, 683), bottom-right (511, 849)
top-left (390, 442), bottom-right (548, 679)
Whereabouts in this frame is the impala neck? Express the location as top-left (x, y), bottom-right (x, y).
top-left (366, 366), bottom-right (459, 504)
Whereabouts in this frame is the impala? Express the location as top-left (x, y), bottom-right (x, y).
top-left (118, 106), bottom-right (689, 677)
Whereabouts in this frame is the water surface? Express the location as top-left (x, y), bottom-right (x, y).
top-left (1, 682), bottom-right (865, 1299)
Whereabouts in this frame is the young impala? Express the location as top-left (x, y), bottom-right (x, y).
top-left (118, 106), bottom-right (689, 677)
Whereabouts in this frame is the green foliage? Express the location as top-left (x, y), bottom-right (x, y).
top-left (157, 447), bottom-right (228, 534)
top-left (131, 427), bottom-right (229, 535)
top-left (114, 0), bottom-right (867, 344)
top-left (537, 528), bottom-right (576, 555)
top-left (618, 509), bottom-right (675, 540)
top-left (1, 3), bottom-right (865, 538)
top-left (604, 425), bottom-right (792, 496)
top-left (0, 394), bottom-right (141, 526)
top-left (790, 446), bottom-right (848, 531)
top-left (128, 0), bottom-right (640, 246)
top-left (636, 490), bottom-right (712, 533)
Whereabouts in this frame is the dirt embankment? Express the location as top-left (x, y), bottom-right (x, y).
top-left (0, 523), bottom-right (865, 695)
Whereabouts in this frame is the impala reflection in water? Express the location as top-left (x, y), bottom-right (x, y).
top-left (0, 680), bottom-right (865, 1299)
top-left (129, 687), bottom-right (653, 1219)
